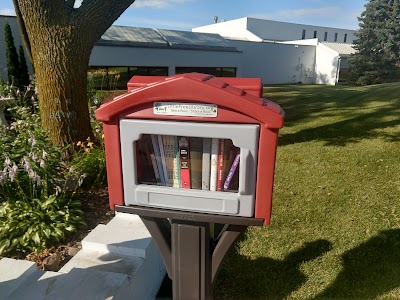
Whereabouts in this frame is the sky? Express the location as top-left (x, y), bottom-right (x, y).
top-left (0, 0), bottom-right (366, 31)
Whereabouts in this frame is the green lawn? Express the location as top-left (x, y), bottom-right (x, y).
top-left (215, 83), bottom-right (400, 300)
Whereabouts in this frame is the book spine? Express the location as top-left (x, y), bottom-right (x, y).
top-left (157, 135), bottom-right (169, 187)
top-left (201, 138), bottom-right (211, 190)
top-left (178, 137), bottom-right (191, 189)
top-left (209, 138), bottom-right (219, 191)
top-left (151, 134), bottom-right (166, 186)
top-left (171, 136), bottom-right (180, 188)
top-left (223, 153), bottom-right (240, 191)
top-left (162, 135), bottom-right (174, 187)
top-left (189, 137), bottom-right (203, 189)
top-left (141, 134), bottom-right (158, 184)
top-left (216, 139), bottom-right (225, 191)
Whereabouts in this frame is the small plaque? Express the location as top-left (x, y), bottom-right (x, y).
top-left (153, 102), bottom-right (217, 117)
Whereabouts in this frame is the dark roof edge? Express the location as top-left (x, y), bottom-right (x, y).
top-left (95, 39), bottom-right (241, 52)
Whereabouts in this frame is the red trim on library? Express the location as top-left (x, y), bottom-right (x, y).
top-left (96, 73), bottom-right (284, 225)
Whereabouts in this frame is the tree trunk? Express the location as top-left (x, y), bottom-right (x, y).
top-left (33, 32), bottom-right (94, 146)
top-left (15, 0), bottom-right (136, 147)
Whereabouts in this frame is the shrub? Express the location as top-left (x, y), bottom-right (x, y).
top-left (0, 90), bottom-right (85, 255)
top-left (72, 137), bottom-right (106, 188)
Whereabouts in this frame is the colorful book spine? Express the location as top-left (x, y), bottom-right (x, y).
top-left (223, 152), bottom-right (240, 191)
top-left (217, 139), bottom-right (225, 191)
top-left (162, 135), bottom-right (174, 187)
top-left (157, 135), bottom-right (169, 186)
top-left (171, 136), bottom-right (180, 188)
top-left (178, 137), bottom-right (191, 189)
top-left (209, 138), bottom-right (219, 191)
top-left (201, 138), bottom-right (211, 190)
top-left (151, 134), bottom-right (166, 186)
top-left (189, 137), bottom-right (203, 189)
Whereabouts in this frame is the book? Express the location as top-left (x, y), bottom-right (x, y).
top-left (162, 135), bottom-right (174, 187)
top-left (178, 137), bottom-right (191, 189)
top-left (223, 152), bottom-right (240, 191)
top-left (201, 138), bottom-right (211, 190)
top-left (172, 136), bottom-right (180, 188)
top-left (151, 134), bottom-right (166, 186)
top-left (157, 135), bottom-right (169, 186)
top-left (138, 134), bottom-right (157, 184)
top-left (189, 137), bottom-right (203, 189)
top-left (216, 139), bottom-right (225, 191)
top-left (209, 138), bottom-right (219, 191)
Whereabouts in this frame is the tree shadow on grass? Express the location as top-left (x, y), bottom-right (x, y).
top-left (314, 229), bottom-right (400, 299)
top-left (279, 103), bottom-right (400, 146)
top-left (215, 239), bottom-right (332, 300)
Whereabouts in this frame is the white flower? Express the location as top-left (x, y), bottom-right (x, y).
top-left (39, 160), bottom-right (45, 168)
top-left (12, 164), bottom-right (18, 173)
top-left (28, 169), bottom-right (35, 179)
top-left (42, 150), bottom-right (48, 159)
top-left (36, 175), bottom-right (41, 186)
top-left (8, 169), bottom-right (15, 182)
top-left (28, 137), bottom-right (37, 147)
top-left (55, 186), bottom-right (62, 196)
top-left (4, 156), bottom-right (11, 167)
top-left (22, 157), bottom-right (31, 172)
top-left (78, 173), bottom-right (87, 186)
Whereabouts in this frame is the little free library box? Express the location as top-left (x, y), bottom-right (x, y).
top-left (96, 73), bottom-right (284, 225)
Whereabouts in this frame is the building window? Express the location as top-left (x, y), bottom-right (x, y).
top-left (324, 32), bottom-right (328, 41)
top-left (302, 29), bottom-right (306, 39)
top-left (88, 66), bottom-right (168, 90)
top-left (334, 33), bottom-right (338, 42)
top-left (314, 31), bottom-right (317, 38)
top-left (344, 34), bottom-right (348, 43)
top-left (175, 67), bottom-right (236, 77)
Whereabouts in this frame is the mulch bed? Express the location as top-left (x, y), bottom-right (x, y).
top-left (14, 187), bottom-right (115, 271)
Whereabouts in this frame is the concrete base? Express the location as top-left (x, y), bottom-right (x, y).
top-left (0, 213), bottom-right (166, 300)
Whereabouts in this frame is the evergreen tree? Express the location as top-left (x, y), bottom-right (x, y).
top-left (4, 22), bottom-right (20, 86)
top-left (18, 45), bottom-right (30, 86)
top-left (349, 0), bottom-right (400, 85)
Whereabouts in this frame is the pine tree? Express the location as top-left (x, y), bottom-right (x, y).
top-left (349, 0), bottom-right (400, 85)
top-left (18, 45), bottom-right (30, 86)
top-left (4, 22), bottom-right (20, 86)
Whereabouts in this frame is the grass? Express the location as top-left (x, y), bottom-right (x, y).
top-left (215, 83), bottom-right (400, 300)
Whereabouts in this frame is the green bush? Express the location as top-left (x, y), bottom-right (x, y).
top-left (0, 89), bottom-right (86, 255)
top-left (72, 137), bottom-right (106, 188)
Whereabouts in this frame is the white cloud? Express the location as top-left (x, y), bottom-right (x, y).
top-left (132, 0), bottom-right (192, 9)
top-left (0, 8), bottom-right (16, 16)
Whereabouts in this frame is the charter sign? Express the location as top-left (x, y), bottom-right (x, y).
top-left (153, 102), bottom-right (218, 118)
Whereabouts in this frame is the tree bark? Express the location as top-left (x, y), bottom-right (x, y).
top-left (14, 0), bottom-right (136, 147)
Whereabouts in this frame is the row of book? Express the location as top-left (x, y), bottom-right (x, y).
top-left (136, 134), bottom-right (240, 192)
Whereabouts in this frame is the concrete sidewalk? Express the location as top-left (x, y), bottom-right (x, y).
top-left (0, 213), bottom-right (166, 300)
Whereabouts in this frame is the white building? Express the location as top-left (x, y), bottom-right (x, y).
top-left (0, 15), bottom-right (356, 86)
top-left (193, 17), bottom-right (356, 85)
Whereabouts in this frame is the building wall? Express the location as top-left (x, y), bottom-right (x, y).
top-left (247, 18), bottom-right (356, 43)
top-left (194, 17), bottom-right (356, 44)
top-left (228, 40), bottom-right (316, 84)
top-left (315, 43), bottom-right (340, 85)
top-left (0, 15), bottom-right (33, 82)
top-left (89, 45), bottom-right (242, 77)
top-left (192, 18), bottom-right (262, 41)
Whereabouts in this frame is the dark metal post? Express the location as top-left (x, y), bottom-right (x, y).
top-left (115, 205), bottom-right (264, 300)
